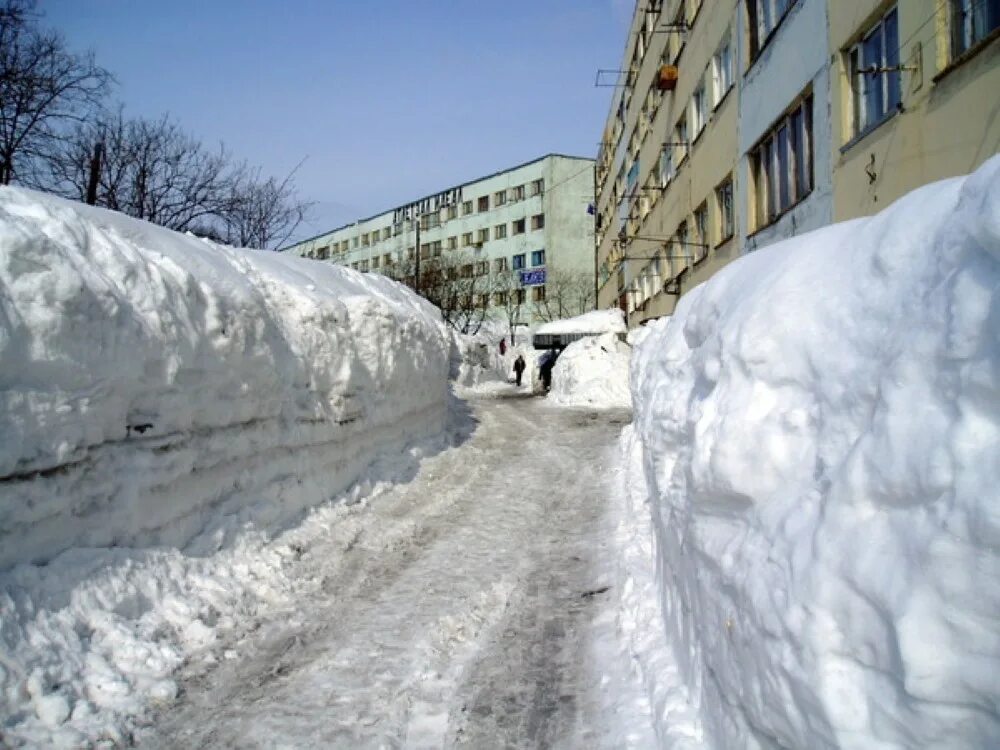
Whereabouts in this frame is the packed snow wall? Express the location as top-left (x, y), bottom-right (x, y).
top-left (0, 187), bottom-right (451, 570)
top-left (630, 158), bottom-right (1000, 748)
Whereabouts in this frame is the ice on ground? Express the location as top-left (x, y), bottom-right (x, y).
top-left (547, 333), bottom-right (632, 409)
top-left (0, 186), bottom-right (451, 745)
top-left (534, 308), bottom-right (626, 336)
top-left (628, 157), bottom-right (1000, 748)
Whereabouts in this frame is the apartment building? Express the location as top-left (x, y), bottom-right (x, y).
top-left (597, 0), bottom-right (998, 328)
top-left (597, 0), bottom-right (742, 324)
top-left (284, 154), bottom-right (595, 327)
top-left (829, 0), bottom-right (999, 219)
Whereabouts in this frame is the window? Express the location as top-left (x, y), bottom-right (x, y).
top-left (476, 228), bottom-right (490, 244)
top-left (475, 261), bottom-right (489, 276)
top-left (676, 118), bottom-right (689, 163)
top-left (407, 246), bottom-right (415, 259)
top-left (531, 249), bottom-right (546, 266)
top-left (669, 4), bottom-right (687, 62)
top-left (747, 0), bottom-right (800, 60)
top-left (751, 94), bottom-right (813, 230)
top-left (693, 203), bottom-right (709, 262)
top-left (848, 7), bottom-right (900, 137)
top-left (371, 255), bottom-right (380, 269)
top-left (478, 196), bottom-right (490, 212)
top-left (712, 33), bottom-right (733, 106)
top-left (352, 237), bottom-right (359, 248)
top-left (495, 257), bottom-right (508, 273)
top-left (690, 79), bottom-right (707, 137)
top-left (420, 243), bottom-right (430, 259)
top-left (384, 228), bottom-right (392, 240)
top-left (531, 213), bottom-right (545, 230)
top-left (532, 285), bottom-right (546, 302)
top-left (461, 263), bottom-right (473, 278)
top-left (513, 185), bottom-right (525, 201)
top-left (447, 205), bottom-right (458, 220)
top-left (494, 190), bottom-right (507, 206)
top-left (952, 0), bottom-right (1000, 56)
top-left (462, 200), bottom-right (474, 215)
top-left (530, 178), bottom-right (544, 196)
top-left (462, 232), bottom-right (474, 247)
top-left (513, 217), bottom-right (526, 234)
top-left (359, 259), bottom-right (370, 272)
top-left (383, 253), bottom-right (393, 266)
top-left (673, 219), bottom-right (689, 265)
top-left (515, 289), bottom-right (526, 305)
top-left (361, 233), bottom-right (370, 246)
top-left (493, 291), bottom-right (507, 306)
top-left (660, 145), bottom-right (674, 186)
top-left (494, 223), bottom-right (507, 240)
top-left (715, 178), bottom-right (734, 242)
top-left (512, 253), bottom-right (526, 270)
top-left (432, 240), bottom-right (442, 257)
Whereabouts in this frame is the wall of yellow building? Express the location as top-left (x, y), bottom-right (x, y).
top-left (830, 0), bottom-right (1000, 221)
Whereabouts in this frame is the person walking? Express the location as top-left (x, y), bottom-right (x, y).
top-left (499, 338), bottom-right (507, 356)
top-left (513, 354), bottom-right (526, 386)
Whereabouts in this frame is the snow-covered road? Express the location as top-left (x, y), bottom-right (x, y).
top-left (139, 391), bottom-right (655, 748)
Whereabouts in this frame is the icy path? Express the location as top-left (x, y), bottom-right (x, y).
top-left (139, 391), bottom-right (656, 748)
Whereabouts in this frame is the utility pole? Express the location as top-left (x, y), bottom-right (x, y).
top-left (85, 140), bottom-right (103, 206)
top-left (414, 210), bottom-right (421, 294)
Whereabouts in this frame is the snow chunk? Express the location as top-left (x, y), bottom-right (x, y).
top-left (547, 333), bottom-right (632, 409)
top-left (628, 157), bottom-right (1000, 748)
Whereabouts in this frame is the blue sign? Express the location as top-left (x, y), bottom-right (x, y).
top-left (520, 268), bottom-right (546, 286)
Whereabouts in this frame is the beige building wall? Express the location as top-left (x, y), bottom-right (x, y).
top-left (596, 0), bottom-right (740, 326)
top-left (830, 1), bottom-right (1000, 220)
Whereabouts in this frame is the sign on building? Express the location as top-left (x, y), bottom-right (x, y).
top-left (520, 268), bottom-right (546, 286)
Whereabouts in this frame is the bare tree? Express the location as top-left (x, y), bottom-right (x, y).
top-left (217, 161), bottom-right (311, 249)
top-left (493, 269), bottom-right (526, 344)
top-left (0, 0), bottom-right (111, 185)
top-left (42, 108), bottom-right (231, 233)
top-left (532, 268), bottom-right (595, 323)
top-left (391, 250), bottom-right (496, 335)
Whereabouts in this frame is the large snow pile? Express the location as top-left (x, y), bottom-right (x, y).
top-left (629, 158), bottom-right (1000, 748)
top-left (547, 333), bottom-right (631, 409)
top-left (0, 187), bottom-right (451, 744)
top-left (534, 308), bottom-right (626, 336)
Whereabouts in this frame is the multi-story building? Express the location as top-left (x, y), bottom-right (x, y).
top-left (829, 1), bottom-right (1000, 219)
top-left (597, 0), bottom-right (999, 328)
top-left (283, 154), bottom-right (595, 327)
top-left (596, 0), bottom-right (742, 325)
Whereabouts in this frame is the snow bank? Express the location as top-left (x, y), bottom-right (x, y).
top-left (0, 187), bottom-right (451, 743)
top-left (534, 308), bottom-right (626, 336)
top-left (630, 158), bottom-right (1000, 748)
top-left (547, 333), bottom-right (632, 409)
top-left (0, 186), bottom-right (450, 570)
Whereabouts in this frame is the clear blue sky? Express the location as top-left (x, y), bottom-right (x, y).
top-left (40, 1), bottom-right (633, 243)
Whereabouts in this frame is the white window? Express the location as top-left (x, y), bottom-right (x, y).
top-left (712, 33), bottom-right (733, 106)
top-left (751, 94), bottom-right (813, 229)
top-left (748, 0), bottom-right (800, 59)
top-left (690, 79), bottom-right (707, 137)
top-left (848, 6), bottom-right (901, 136)
top-left (951, 0), bottom-right (1000, 56)
top-left (715, 178), bottom-right (734, 242)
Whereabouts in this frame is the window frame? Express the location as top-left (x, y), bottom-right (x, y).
top-left (750, 92), bottom-right (814, 232)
